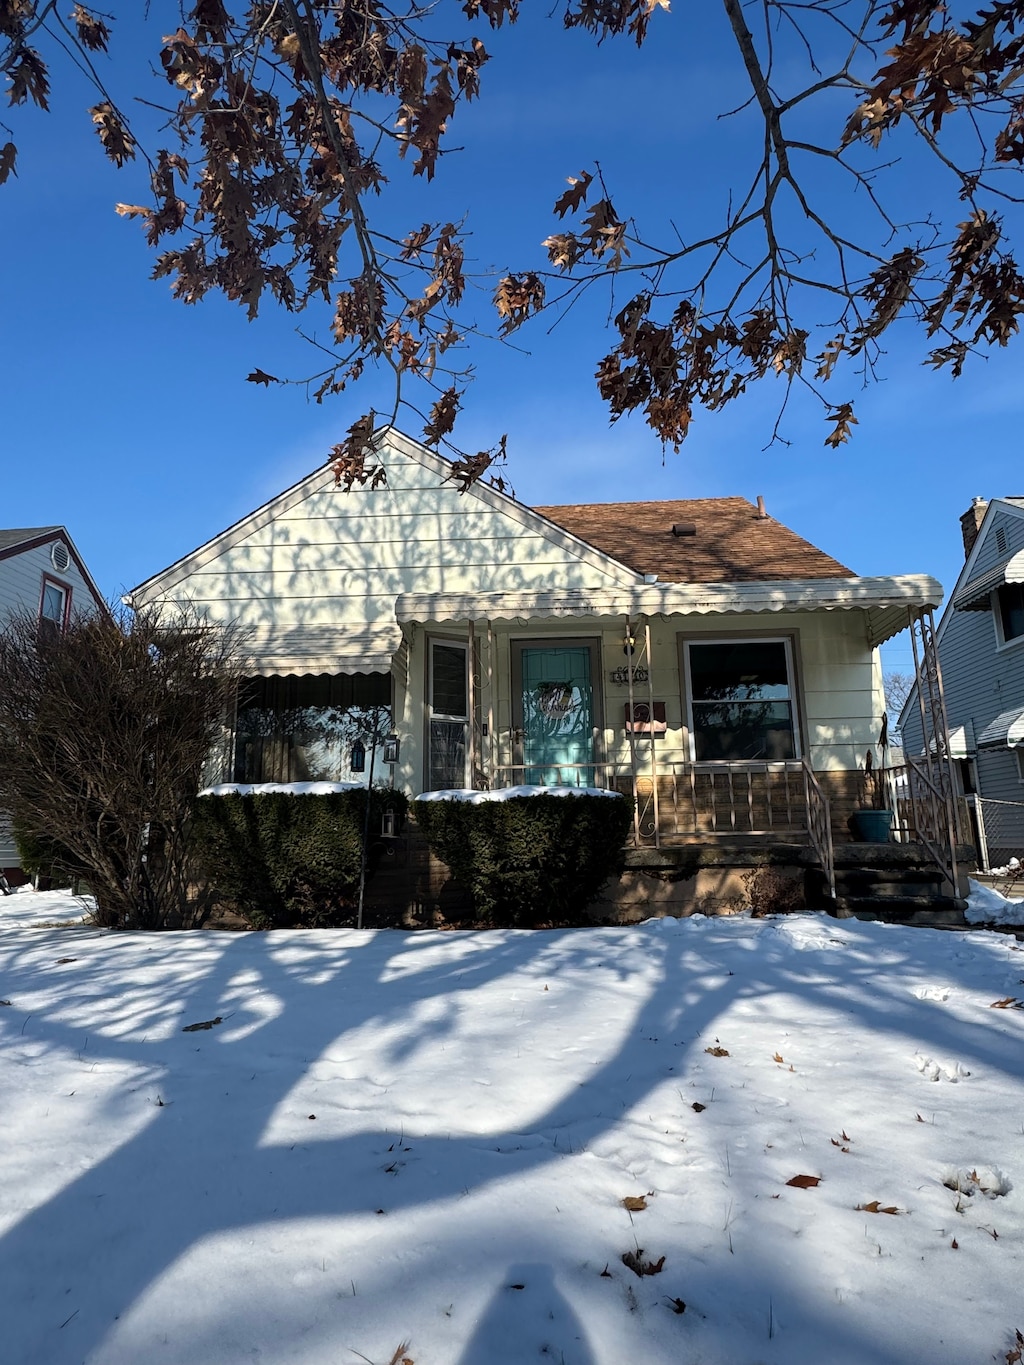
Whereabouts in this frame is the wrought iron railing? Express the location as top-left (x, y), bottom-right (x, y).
top-left (883, 756), bottom-right (961, 896)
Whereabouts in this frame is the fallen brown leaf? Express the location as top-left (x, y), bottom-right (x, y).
top-left (856, 1200), bottom-right (902, 1215)
top-left (773, 1052), bottom-right (784, 1063)
top-left (704, 1046), bottom-right (729, 1057)
top-left (182, 1016), bottom-right (223, 1033)
top-left (622, 1249), bottom-right (665, 1278)
top-left (691, 1102), bottom-right (706, 1112)
top-left (622, 1195), bottom-right (648, 1212)
top-left (786, 1174), bottom-right (821, 1189)
top-left (990, 997), bottom-right (1024, 1009)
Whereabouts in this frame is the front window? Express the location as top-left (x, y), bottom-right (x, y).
top-left (428, 640), bottom-right (468, 789)
top-left (686, 639), bottom-right (798, 761)
top-left (234, 673), bottom-right (391, 784)
top-left (997, 582), bottom-right (1024, 642)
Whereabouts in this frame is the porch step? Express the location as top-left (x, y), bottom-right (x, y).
top-left (835, 894), bottom-right (968, 927)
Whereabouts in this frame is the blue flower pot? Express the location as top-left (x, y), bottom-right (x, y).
top-left (851, 809), bottom-right (892, 843)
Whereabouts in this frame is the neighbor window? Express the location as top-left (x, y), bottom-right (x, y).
top-left (428, 640), bottom-right (468, 789)
top-left (997, 582), bottom-right (1024, 643)
top-left (685, 639), bottom-right (798, 761)
top-left (38, 577), bottom-right (69, 636)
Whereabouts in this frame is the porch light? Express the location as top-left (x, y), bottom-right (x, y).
top-left (383, 732), bottom-right (400, 764)
top-left (623, 632), bottom-right (636, 656)
top-left (350, 738), bottom-right (366, 773)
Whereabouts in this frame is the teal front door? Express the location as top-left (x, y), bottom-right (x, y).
top-left (515, 644), bottom-right (597, 786)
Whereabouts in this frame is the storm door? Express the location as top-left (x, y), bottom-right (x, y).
top-left (512, 641), bottom-right (601, 786)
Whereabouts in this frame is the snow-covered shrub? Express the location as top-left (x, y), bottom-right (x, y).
top-left (192, 786), bottom-right (408, 928)
top-left (411, 788), bottom-right (632, 926)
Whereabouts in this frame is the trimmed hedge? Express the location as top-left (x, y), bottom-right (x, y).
top-left (191, 788), bottom-right (408, 928)
top-left (412, 792), bottom-right (632, 926)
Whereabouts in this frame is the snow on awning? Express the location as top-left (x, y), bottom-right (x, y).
top-left (976, 706), bottom-right (1024, 749)
top-left (953, 550), bottom-right (1024, 611)
top-left (395, 575), bottom-right (942, 648)
top-left (241, 623), bottom-right (401, 677)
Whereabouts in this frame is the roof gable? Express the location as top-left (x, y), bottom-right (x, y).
top-left (129, 428), bottom-right (639, 616)
top-left (0, 525), bottom-right (105, 610)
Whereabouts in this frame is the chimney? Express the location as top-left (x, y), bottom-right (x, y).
top-left (960, 496), bottom-right (988, 559)
top-left (756, 495), bottom-right (768, 520)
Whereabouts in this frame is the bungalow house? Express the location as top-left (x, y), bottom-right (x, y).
top-left (128, 428), bottom-right (963, 919)
top-left (0, 526), bottom-right (106, 880)
top-left (900, 496), bottom-right (1024, 870)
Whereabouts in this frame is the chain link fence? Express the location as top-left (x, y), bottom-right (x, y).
top-left (969, 796), bottom-right (1024, 871)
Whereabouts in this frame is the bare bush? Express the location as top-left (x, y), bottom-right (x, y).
top-left (0, 605), bottom-right (243, 929)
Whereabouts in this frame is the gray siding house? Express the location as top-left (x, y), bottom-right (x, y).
top-left (0, 527), bottom-right (105, 876)
top-left (900, 497), bottom-right (1024, 866)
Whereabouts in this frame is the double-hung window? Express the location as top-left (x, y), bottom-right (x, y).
top-left (684, 638), bottom-right (798, 761)
top-left (428, 640), bottom-right (468, 789)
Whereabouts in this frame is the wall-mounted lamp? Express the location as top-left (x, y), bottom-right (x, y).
top-left (350, 738), bottom-right (366, 773)
top-left (383, 732), bottom-right (400, 765)
top-left (623, 633), bottom-right (636, 657)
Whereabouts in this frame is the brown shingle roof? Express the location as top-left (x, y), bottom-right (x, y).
top-left (533, 497), bottom-right (854, 583)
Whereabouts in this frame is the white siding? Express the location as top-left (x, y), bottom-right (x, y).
top-left (134, 435), bottom-right (637, 634)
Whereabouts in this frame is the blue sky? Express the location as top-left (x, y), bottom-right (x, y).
top-left (1, 3), bottom-right (1021, 675)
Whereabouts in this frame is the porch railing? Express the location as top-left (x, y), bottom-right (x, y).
top-left (490, 759), bottom-right (835, 898)
top-left (883, 756), bottom-right (961, 896)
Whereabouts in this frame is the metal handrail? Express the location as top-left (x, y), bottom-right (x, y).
top-left (801, 759), bottom-right (836, 903)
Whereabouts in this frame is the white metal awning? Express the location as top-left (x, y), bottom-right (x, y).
top-left (976, 706), bottom-right (1024, 749)
top-left (240, 624), bottom-right (401, 677)
top-left (395, 575), bottom-right (942, 647)
top-left (953, 550), bottom-right (1024, 611)
top-left (926, 722), bottom-right (974, 758)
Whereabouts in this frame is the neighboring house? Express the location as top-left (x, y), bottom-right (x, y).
top-left (900, 497), bottom-right (1024, 868)
top-left (0, 527), bottom-right (106, 879)
top-left (129, 428), bottom-right (952, 916)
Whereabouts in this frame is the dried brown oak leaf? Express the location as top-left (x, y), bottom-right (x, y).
top-left (857, 1200), bottom-right (902, 1215)
top-left (786, 1174), bottom-right (821, 1189)
top-left (990, 997), bottom-right (1024, 1009)
top-left (692, 1102), bottom-right (706, 1113)
top-left (621, 1195), bottom-right (648, 1212)
top-left (182, 1016), bottom-right (223, 1032)
top-left (621, 1249), bottom-right (665, 1278)
top-left (704, 1046), bottom-right (729, 1057)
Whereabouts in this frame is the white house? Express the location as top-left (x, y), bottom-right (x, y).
top-left (128, 429), bottom-right (959, 918)
top-left (0, 527), bottom-right (106, 877)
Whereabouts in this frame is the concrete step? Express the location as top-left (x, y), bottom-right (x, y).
top-left (835, 895), bottom-right (967, 925)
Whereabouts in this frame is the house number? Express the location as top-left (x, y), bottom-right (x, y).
top-left (609, 665), bottom-right (649, 686)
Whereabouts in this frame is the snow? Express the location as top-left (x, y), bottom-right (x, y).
top-left (966, 877), bottom-right (1024, 926)
top-left (199, 781), bottom-right (365, 796)
top-left (0, 886), bottom-right (95, 929)
top-left (416, 785), bottom-right (624, 802)
top-left (1, 907), bottom-right (1023, 1365)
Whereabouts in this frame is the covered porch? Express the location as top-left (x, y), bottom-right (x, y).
top-left (393, 574), bottom-right (960, 905)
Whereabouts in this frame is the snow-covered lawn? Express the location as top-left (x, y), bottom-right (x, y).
top-left (1, 895), bottom-right (1023, 1365)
